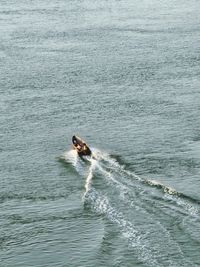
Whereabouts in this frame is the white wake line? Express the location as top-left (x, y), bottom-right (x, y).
top-left (82, 157), bottom-right (196, 266)
top-left (84, 158), bottom-right (97, 194)
top-left (99, 156), bottom-right (200, 217)
top-left (87, 189), bottom-right (159, 267)
top-left (96, 161), bottom-right (199, 264)
top-left (65, 147), bottom-right (199, 220)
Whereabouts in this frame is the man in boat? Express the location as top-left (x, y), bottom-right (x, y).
top-left (72, 135), bottom-right (92, 156)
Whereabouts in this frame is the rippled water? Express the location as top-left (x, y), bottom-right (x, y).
top-left (1, 0), bottom-right (200, 266)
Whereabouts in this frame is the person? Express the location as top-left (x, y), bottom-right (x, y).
top-left (82, 143), bottom-right (87, 151)
top-left (76, 144), bottom-right (82, 152)
top-left (73, 141), bottom-right (82, 151)
top-left (72, 135), bottom-right (92, 156)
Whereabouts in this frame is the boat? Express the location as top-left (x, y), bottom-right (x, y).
top-left (72, 135), bottom-right (92, 157)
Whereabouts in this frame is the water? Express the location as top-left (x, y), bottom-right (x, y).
top-left (1, 0), bottom-right (200, 266)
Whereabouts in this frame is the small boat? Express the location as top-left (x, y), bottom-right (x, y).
top-left (72, 135), bottom-right (92, 157)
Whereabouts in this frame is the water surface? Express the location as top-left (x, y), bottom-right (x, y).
top-left (1, 0), bottom-right (200, 266)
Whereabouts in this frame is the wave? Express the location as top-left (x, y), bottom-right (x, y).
top-left (63, 149), bottom-right (200, 218)
top-left (98, 154), bottom-right (200, 216)
top-left (63, 148), bottom-right (199, 267)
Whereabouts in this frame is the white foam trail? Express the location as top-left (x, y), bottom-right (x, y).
top-left (86, 190), bottom-right (159, 267)
top-left (96, 160), bottom-right (188, 262)
top-left (63, 149), bottom-right (87, 175)
top-left (99, 153), bottom-right (142, 181)
top-left (164, 194), bottom-right (199, 217)
top-left (97, 163), bottom-right (125, 187)
top-left (84, 158), bottom-right (97, 193)
top-left (99, 153), bottom-right (200, 218)
top-left (63, 149), bottom-right (79, 167)
top-left (65, 148), bottom-right (197, 266)
top-left (81, 154), bottom-right (155, 262)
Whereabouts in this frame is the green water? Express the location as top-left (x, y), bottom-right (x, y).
top-left (1, 0), bottom-right (200, 266)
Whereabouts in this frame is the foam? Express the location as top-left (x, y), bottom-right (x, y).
top-left (65, 148), bottom-right (198, 266)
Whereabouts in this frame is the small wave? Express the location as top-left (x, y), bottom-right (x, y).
top-left (0, 192), bottom-right (69, 203)
top-left (84, 158), bottom-right (98, 194)
top-left (142, 180), bottom-right (199, 217)
top-left (99, 154), bottom-right (200, 217)
top-left (65, 148), bottom-right (199, 217)
top-left (66, 147), bottom-right (199, 266)
top-left (62, 149), bottom-right (91, 176)
top-left (85, 188), bottom-right (159, 267)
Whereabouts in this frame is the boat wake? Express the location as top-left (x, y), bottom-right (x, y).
top-left (63, 148), bottom-right (200, 267)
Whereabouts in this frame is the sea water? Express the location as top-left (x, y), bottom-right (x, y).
top-left (0, 0), bottom-right (200, 266)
